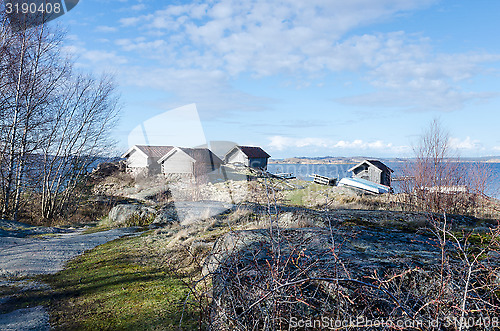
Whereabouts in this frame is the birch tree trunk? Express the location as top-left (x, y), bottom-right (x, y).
top-left (1, 26), bottom-right (28, 218)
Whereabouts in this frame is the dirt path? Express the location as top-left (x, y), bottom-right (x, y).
top-left (0, 226), bottom-right (138, 330)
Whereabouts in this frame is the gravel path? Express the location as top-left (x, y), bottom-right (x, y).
top-left (0, 226), bottom-right (138, 330)
top-left (0, 227), bottom-right (137, 278)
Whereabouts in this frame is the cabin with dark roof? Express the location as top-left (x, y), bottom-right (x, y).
top-left (225, 146), bottom-right (271, 170)
top-left (158, 147), bottom-right (223, 178)
top-left (348, 160), bottom-right (394, 187)
top-left (121, 145), bottom-right (174, 176)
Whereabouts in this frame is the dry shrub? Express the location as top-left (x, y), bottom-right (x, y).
top-left (92, 171), bottom-right (135, 195)
top-left (204, 218), bottom-right (500, 330)
top-left (226, 207), bottom-right (254, 224)
top-left (190, 240), bottom-right (213, 258)
top-left (399, 120), bottom-right (498, 218)
top-left (246, 179), bottom-right (286, 206)
top-left (17, 184), bottom-right (120, 227)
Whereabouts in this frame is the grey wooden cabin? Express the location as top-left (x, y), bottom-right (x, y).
top-left (348, 160), bottom-right (393, 187)
top-left (225, 146), bottom-right (271, 170)
top-left (122, 145), bottom-right (174, 176)
top-left (158, 147), bottom-right (223, 178)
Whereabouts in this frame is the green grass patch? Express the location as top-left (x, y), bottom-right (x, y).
top-left (284, 183), bottom-right (338, 207)
top-left (42, 235), bottom-right (200, 330)
top-left (28, 233), bottom-right (63, 239)
top-left (81, 225), bottom-right (113, 235)
top-left (286, 188), bottom-right (307, 205)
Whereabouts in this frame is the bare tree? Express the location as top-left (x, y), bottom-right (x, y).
top-left (37, 73), bottom-right (119, 220)
top-left (0, 11), bottom-right (119, 222)
top-left (401, 119), bottom-right (491, 215)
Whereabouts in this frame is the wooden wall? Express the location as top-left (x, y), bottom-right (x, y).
top-left (248, 157), bottom-right (268, 169)
top-left (161, 151), bottom-right (194, 174)
top-left (226, 150), bottom-right (248, 166)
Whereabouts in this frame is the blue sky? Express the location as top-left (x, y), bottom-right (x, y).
top-left (57, 0), bottom-right (500, 158)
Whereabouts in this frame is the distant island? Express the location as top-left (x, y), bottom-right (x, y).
top-left (269, 156), bottom-right (500, 164)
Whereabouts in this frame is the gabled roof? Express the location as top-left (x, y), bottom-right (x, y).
top-left (157, 147), bottom-right (223, 164)
top-left (196, 141), bottom-right (238, 160)
top-left (182, 148), bottom-right (223, 165)
top-left (230, 146), bottom-right (271, 159)
top-left (348, 159), bottom-right (394, 173)
top-left (122, 145), bottom-right (174, 159)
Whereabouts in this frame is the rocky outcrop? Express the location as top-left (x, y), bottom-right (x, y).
top-left (107, 204), bottom-right (156, 226)
top-left (153, 204), bottom-right (178, 225)
top-left (108, 200), bottom-right (233, 227)
top-left (206, 225), bottom-right (443, 281)
top-left (205, 225), bottom-right (451, 330)
top-left (90, 160), bottom-right (125, 180)
top-left (173, 201), bottom-right (233, 226)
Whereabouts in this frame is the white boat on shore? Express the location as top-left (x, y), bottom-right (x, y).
top-left (338, 177), bottom-right (391, 194)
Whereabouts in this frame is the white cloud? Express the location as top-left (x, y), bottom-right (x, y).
top-left (334, 33), bottom-right (500, 111)
top-left (493, 146), bottom-right (500, 151)
top-left (95, 25), bottom-right (118, 33)
top-left (449, 136), bottom-right (482, 150)
top-left (117, 1), bottom-right (439, 77)
top-left (338, 89), bottom-right (497, 112)
top-left (81, 50), bottom-right (128, 65)
top-left (61, 45), bottom-right (79, 55)
top-left (267, 135), bottom-right (409, 153)
top-left (63, 45), bottom-right (128, 66)
top-left (115, 38), bottom-right (165, 52)
top-left (333, 139), bottom-right (391, 150)
top-left (131, 4), bottom-right (146, 11)
top-left (121, 67), bottom-right (271, 117)
top-left (120, 16), bottom-right (142, 27)
top-left (111, 0), bottom-right (500, 112)
top-left (268, 136), bottom-right (331, 150)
